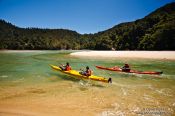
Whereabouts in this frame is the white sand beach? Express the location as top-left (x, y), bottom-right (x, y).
top-left (70, 51), bottom-right (175, 60)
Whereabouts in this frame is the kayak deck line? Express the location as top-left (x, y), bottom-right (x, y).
top-left (95, 65), bottom-right (163, 75)
top-left (50, 64), bottom-right (112, 83)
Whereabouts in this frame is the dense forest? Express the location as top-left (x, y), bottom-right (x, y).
top-left (0, 2), bottom-right (175, 50)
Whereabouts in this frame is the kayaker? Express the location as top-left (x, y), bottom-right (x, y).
top-left (80, 66), bottom-right (92, 76)
top-left (59, 62), bottom-right (72, 71)
top-left (122, 64), bottom-right (130, 72)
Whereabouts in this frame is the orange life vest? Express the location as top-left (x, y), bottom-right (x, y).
top-left (65, 65), bottom-right (71, 71)
top-left (86, 69), bottom-right (92, 76)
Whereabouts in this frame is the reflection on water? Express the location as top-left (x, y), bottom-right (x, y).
top-left (0, 50), bottom-right (175, 116)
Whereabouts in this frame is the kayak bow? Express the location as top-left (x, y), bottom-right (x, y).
top-left (50, 65), bottom-right (112, 83)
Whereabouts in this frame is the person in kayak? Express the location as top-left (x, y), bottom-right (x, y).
top-left (80, 66), bottom-right (92, 76)
top-left (121, 64), bottom-right (130, 72)
top-left (59, 62), bottom-right (72, 71)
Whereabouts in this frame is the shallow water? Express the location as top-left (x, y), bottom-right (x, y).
top-left (0, 50), bottom-right (175, 116)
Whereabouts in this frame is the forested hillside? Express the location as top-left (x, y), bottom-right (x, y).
top-left (0, 20), bottom-right (81, 50)
top-left (0, 2), bottom-right (175, 50)
top-left (90, 2), bottom-right (175, 50)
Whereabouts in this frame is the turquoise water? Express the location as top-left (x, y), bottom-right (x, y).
top-left (0, 50), bottom-right (175, 115)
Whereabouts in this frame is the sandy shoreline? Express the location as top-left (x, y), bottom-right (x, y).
top-left (70, 51), bottom-right (175, 60)
top-left (1, 50), bottom-right (175, 60)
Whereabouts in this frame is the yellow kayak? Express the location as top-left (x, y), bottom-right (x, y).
top-left (50, 65), bottom-right (112, 83)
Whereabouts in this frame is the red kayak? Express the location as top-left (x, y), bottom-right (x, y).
top-left (95, 66), bottom-right (163, 75)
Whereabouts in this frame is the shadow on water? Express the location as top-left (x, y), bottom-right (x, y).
top-left (78, 81), bottom-right (106, 91)
top-left (49, 72), bottom-right (106, 88)
top-left (92, 83), bottom-right (105, 88)
top-left (79, 79), bottom-right (105, 87)
top-left (48, 72), bottom-right (81, 82)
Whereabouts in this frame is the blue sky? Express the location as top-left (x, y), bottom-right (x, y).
top-left (0, 0), bottom-right (173, 34)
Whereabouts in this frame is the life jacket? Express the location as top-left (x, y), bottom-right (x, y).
top-left (65, 65), bottom-right (71, 71)
top-left (122, 64), bottom-right (130, 72)
top-left (125, 64), bottom-right (130, 68)
top-left (125, 65), bottom-right (129, 68)
top-left (86, 69), bottom-right (92, 76)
